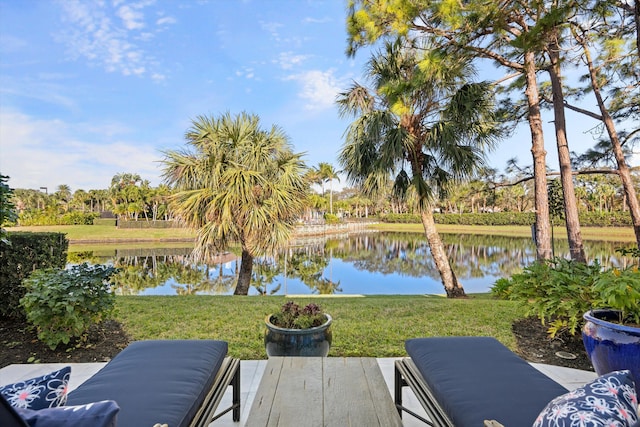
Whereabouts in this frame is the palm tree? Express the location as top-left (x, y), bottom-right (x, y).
top-left (337, 40), bottom-right (503, 298)
top-left (161, 112), bottom-right (309, 295)
top-left (316, 162), bottom-right (341, 215)
top-left (54, 184), bottom-right (72, 212)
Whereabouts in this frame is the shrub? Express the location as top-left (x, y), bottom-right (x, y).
top-left (492, 258), bottom-right (640, 336)
top-left (491, 259), bottom-right (599, 336)
top-left (592, 266), bottom-right (640, 325)
top-left (323, 213), bottom-right (340, 224)
top-left (59, 211), bottom-right (98, 225)
top-left (0, 232), bottom-right (68, 319)
top-left (378, 211), bottom-right (631, 227)
top-left (20, 263), bottom-right (117, 350)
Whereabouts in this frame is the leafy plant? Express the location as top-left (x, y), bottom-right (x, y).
top-left (270, 301), bottom-right (328, 329)
top-left (20, 263), bottom-right (117, 349)
top-left (491, 258), bottom-right (600, 336)
top-left (592, 266), bottom-right (640, 325)
top-left (492, 258), bottom-right (640, 335)
top-left (323, 213), bottom-right (340, 224)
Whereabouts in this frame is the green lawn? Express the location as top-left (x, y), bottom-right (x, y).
top-left (115, 294), bottom-right (525, 360)
top-left (9, 225), bottom-right (196, 242)
top-left (372, 223), bottom-right (636, 242)
top-left (10, 223), bottom-right (635, 243)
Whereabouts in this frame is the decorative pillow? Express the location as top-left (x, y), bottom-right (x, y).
top-left (0, 367), bottom-right (71, 410)
top-left (16, 400), bottom-right (119, 427)
top-left (534, 370), bottom-right (639, 427)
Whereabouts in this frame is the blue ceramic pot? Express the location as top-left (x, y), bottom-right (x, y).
top-left (582, 309), bottom-right (640, 396)
top-left (264, 314), bottom-right (332, 357)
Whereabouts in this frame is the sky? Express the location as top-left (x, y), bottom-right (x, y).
top-left (0, 0), bottom-right (628, 193)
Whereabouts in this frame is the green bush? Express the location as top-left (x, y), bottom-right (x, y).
top-left (20, 263), bottom-right (117, 350)
top-left (378, 211), bottom-right (632, 227)
top-left (491, 258), bottom-right (640, 336)
top-left (379, 213), bottom-right (421, 223)
top-left (323, 213), bottom-right (340, 224)
top-left (60, 211), bottom-right (98, 225)
top-left (116, 220), bottom-right (178, 229)
top-left (592, 266), bottom-right (640, 325)
top-left (18, 210), bottom-right (98, 226)
top-left (0, 232), bottom-right (68, 318)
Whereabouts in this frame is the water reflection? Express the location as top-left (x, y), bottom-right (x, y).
top-left (68, 232), bottom-right (636, 296)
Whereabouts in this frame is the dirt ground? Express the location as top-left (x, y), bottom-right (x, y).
top-left (0, 316), bottom-right (594, 371)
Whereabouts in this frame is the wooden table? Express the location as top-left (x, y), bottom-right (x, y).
top-left (245, 357), bottom-right (403, 427)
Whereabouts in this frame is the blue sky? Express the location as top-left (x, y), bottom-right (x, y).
top-left (0, 0), bottom-right (619, 193)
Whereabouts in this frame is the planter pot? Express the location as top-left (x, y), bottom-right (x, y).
top-left (264, 314), bottom-right (332, 357)
top-left (582, 309), bottom-right (640, 396)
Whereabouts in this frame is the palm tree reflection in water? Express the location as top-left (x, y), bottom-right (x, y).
top-left (76, 232), bottom-right (633, 296)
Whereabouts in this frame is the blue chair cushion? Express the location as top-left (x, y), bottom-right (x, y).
top-left (0, 394), bottom-right (29, 427)
top-left (67, 340), bottom-right (228, 427)
top-left (405, 336), bottom-right (570, 426)
top-left (0, 366), bottom-right (70, 410)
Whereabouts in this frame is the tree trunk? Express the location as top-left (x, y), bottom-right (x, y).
top-left (419, 209), bottom-right (466, 298)
top-left (329, 180), bottom-right (334, 214)
top-left (547, 36), bottom-right (586, 263)
top-left (579, 34), bottom-right (640, 248)
top-left (635, 0), bottom-right (640, 59)
top-left (233, 248), bottom-right (254, 295)
top-left (524, 51), bottom-right (553, 260)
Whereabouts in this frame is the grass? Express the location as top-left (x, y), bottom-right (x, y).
top-left (372, 223), bottom-right (636, 242)
top-left (10, 222), bottom-right (635, 243)
top-left (10, 225), bottom-right (196, 242)
top-left (115, 294), bottom-right (525, 360)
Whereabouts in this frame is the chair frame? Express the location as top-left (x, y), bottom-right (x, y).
top-left (192, 357), bottom-right (241, 426)
top-left (394, 358), bottom-right (452, 427)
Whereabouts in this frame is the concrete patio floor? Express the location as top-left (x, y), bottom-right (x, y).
top-left (0, 359), bottom-right (597, 426)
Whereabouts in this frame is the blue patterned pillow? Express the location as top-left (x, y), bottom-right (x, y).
top-left (16, 400), bottom-right (119, 427)
top-left (534, 370), bottom-right (639, 427)
top-left (0, 367), bottom-right (71, 410)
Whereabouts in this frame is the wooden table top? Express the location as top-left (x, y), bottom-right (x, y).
top-left (245, 357), bottom-right (403, 427)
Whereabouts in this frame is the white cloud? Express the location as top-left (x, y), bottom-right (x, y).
top-left (0, 110), bottom-right (161, 191)
top-left (117, 5), bottom-right (145, 30)
top-left (56, 0), bottom-right (168, 80)
top-left (285, 69), bottom-right (343, 111)
top-left (260, 21), bottom-right (283, 41)
top-left (303, 17), bottom-right (331, 24)
top-left (276, 52), bottom-right (309, 70)
top-left (156, 16), bottom-right (176, 26)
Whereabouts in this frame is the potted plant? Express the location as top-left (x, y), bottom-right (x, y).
top-left (264, 301), bottom-right (332, 357)
top-left (582, 263), bottom-right (640, 395)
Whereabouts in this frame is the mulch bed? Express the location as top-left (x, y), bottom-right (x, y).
top-left (1, 315), bottom-right (593, 371)
top-left (0, 318), bottom-right (129, 368)
top-left (511, 316), bottom-right (593, 372)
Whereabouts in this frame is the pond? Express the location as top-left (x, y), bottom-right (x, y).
top-left (68, 231), bottom-right (636, 296)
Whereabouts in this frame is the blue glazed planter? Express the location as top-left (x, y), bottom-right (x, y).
top-left (264, 314), bottom-right (332, 357)
top-left (582, 309), bottom-right (640, 396)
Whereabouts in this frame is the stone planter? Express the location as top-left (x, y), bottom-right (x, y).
top-left (264, 314), bottom-right (332, 357)
top-left (582, 309), bottom-right (640, 396)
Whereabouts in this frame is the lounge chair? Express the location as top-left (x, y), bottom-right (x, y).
top-left (394, 336), bottom-right (569, 426)
top-left (66, 340), bottom-right (240, 427)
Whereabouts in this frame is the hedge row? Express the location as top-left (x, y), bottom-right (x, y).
top-left (116, 220), bottom-right (179, 229)
top-left (379, 211), bottom-right (633, 227)
top-left (0, 232), bottom-right (68, 319)
top-left (18, 211), bottom-right (98, 226)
